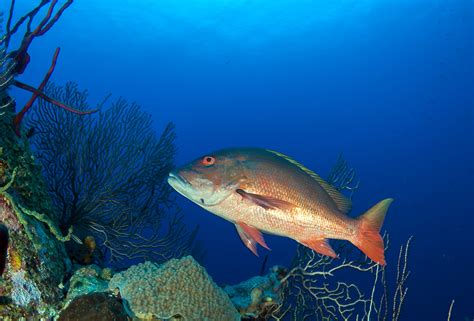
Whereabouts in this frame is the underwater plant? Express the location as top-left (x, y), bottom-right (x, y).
top-left (26, 81), bottom-right (203, 268)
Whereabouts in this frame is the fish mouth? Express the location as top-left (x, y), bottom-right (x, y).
top-left (168, 170), bottom-right (228, 208)
top-left (168, 171), bottom-right (197, 202)
top-left (168, 171), bottom-right (191, 187)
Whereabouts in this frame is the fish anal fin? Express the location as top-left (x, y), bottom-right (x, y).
top-left (236, 222), bottom-right (270, 253)
top-left (236, 189), bottom-right (296, 211)
top-left (300, 238), bottom-right (337, 258)
top-left (266, 149), bottom-right (352, 214)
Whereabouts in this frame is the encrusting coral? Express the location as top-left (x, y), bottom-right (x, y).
top-left (65, 264), bottom-right (111, 303)
top-left (108, 256), bottom-right (240, 321)
top-left (0, 139), bottom-right (73, 318)
top-left (0, 4), bottom-right (81, 317)
top-left (224, 265), bottom-right (287, 319)
top-left (0, 49), bottom-right (75, 318)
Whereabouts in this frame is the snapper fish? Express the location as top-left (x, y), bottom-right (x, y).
top-left (168, 148), bottom-right (393, 265)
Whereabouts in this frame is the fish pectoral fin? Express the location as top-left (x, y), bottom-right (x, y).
top-left (236, 189), bottom-right (296, 211)
top-left (300, 238), bottom-right (338, 258)
top-left (235, 222), bottom-right (271, 256)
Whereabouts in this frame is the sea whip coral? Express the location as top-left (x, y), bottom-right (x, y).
top-left (0, 0), bottom-right (96, 136)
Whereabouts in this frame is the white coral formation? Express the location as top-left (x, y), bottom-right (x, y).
top-left (109, 256), bottom-right (240, 321)
top-left (10, 270), bottom-right (42, 307)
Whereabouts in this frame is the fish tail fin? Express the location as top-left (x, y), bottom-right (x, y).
top-left (352, 198), bottom-right (393, 266)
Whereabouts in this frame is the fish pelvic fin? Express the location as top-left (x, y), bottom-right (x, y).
top-left (235, 222), bottom-right (271, 256)
top-left (352, 198), bottom-right (393, 266)
top-left (235, 224), bottom-right (259, 256)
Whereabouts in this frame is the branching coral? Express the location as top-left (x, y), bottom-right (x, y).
top-left (0, 12), bottom-right (15, 119)
top-left (26, 81), bottom-right (202, 268)
top-left (268, 233), bottom-right (413, 321)
top-left (270, 243), bottom-right (380, 321)
top-left (0, 0), bottom-right (96, 136)
top-left (326, 154), bottom-right (360, 198)
top-left (375, 235), bottom-right (412, 321)
top-left (109, 257), bottom-right (240, 321)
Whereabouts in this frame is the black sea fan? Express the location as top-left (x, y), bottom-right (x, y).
top-left (26, 81), bottom-right (202, 268)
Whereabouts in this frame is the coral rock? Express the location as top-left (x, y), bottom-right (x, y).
top-left (224, 265), bottom-right (285, 318)
top-left (109, 256), bottom-right (240, 321)
top-left (66, 265), bottom-right (110, 302)
top-left (57, 292), bottom-right (129, 321)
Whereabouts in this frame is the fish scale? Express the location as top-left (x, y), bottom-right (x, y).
top-left (244, 153), bottom-right (351, 239)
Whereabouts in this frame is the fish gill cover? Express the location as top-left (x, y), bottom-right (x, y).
top-left (0, 0), bottom-right (472, 320)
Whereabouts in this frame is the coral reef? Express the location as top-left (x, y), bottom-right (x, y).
top-left (267, 235), bottom-right (413, 321)
top-left (0, 4), bottom-right (80, 317)
top-left (269, 243), bottom-right (381, 320)
top-left (1, 2), bottom-right (204, 317)
top-left (108, 256), bottom-right (240, 321)
top-left (224, 265), bottom-right (287, 319)
top-left (65, 264), bottom-right (111, 302)
top-left (0, 1), bottom-right (418, 320)
top-left (0, 114), bottom-right (73, 318)
top-left (0, 153), bottom-right (72, 318)
top-left (57, 292), bottom-right (129, 321)
top-left (68, 235), bottom-right (100, 265)
top-left (9, 270), bottom-right (42, 307)
top-left (62, 259), bottom-right (289, 320)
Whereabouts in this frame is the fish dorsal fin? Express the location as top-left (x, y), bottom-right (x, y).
top-left (266, 149), bottom-right (352, 214)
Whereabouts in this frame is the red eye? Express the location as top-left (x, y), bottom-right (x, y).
top-left (202, 156), bottom-right (215, 166)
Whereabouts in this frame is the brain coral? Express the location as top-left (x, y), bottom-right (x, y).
top-left (108, 256), bottom-right (240, 321)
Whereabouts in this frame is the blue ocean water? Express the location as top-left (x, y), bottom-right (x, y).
top-left (6, 0), bottom-right (473, 319)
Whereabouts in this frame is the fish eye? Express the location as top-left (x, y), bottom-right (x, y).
top-left (202, 156), bottom-right (215, 166)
